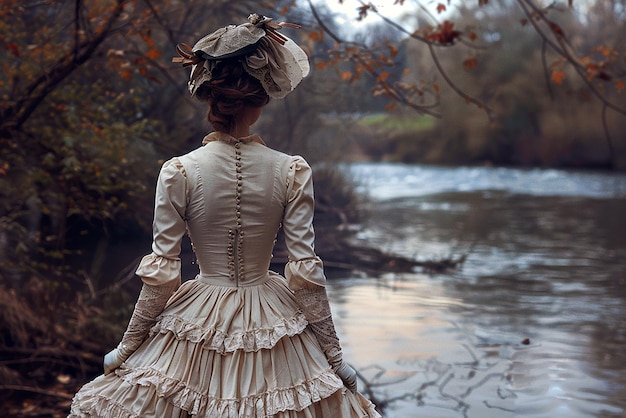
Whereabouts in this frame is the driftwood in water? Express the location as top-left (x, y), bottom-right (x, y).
top-left (272, 223), bottom-right (467, 276)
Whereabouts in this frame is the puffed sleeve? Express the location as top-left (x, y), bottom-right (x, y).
top-left (283, 156), bottom-right (327, 291)
top-left (135, 158), bottom-right (187, 286)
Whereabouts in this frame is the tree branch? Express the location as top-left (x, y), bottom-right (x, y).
top-left (8, 0), bottom-right (127, 130)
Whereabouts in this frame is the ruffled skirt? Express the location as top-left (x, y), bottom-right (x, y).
top-left (69, 272), bottom-right (380, 417)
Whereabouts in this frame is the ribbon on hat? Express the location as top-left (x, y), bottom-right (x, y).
top-left (172, 43), bottom-right (202, 67)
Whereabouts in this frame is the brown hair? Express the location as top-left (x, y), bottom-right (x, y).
top-left (195, 59), bottom-right (270, 133)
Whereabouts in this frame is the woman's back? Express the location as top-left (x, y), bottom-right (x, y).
top-left (180, 135), bottom-right (293, 285)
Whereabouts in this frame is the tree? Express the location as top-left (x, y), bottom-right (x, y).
top-left (305, 0), bottom-right (626, 166)
top-left (0, 0), bottom-right (264, 286)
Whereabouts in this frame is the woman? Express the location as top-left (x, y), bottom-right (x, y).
top-left (69, 14), bottom-right (380, 418)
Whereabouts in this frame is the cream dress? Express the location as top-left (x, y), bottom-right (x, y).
top-left (69, 132), bottom-right (380, 418)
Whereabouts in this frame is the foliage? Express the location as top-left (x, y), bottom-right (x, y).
top-left (0, 0), bottom-right (268, 287)
top-left (307, 0), bottom-right (626, 167)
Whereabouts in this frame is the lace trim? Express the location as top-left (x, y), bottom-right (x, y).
top-left (294, 287), bottom-right (343, 362)
top-left (150, 311), bottom-right (309, 353)
top-left (119, 281), bottom-right (180, 355)
top-left (112, 365), bottom-right (343, 417)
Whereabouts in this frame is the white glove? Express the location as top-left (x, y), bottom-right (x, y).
top-left (103, 345), bottom-right (131, 375)
top-left (332, 358), bottom-right (357, 392)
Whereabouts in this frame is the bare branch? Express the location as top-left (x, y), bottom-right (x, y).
top-left (6, 0), bottom-right (128, 131)
top-left (428, 43), bottom-right (493, 120)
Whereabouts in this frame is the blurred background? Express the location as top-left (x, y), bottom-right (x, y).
top-left (1, 0), bottom-right (625, 416)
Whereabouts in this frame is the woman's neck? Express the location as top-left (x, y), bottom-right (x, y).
top-left (228, 125), bottom-right (250, 139)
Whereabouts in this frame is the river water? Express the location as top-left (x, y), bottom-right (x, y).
top-left (326, 163), bottom-right (626, 417)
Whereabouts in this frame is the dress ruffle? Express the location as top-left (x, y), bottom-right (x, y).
top-left (70, 370), bottom-right (376, 418)
top-left (150, 274), bottom-right (308, 353)
top-left (285, 257), bottom-right (326, 289)
top-left (69, 272), bottom-right (380, 417)
top-left (135, 252), bottom-right (182, 286)
top-left (152, 312), bottom-right (307, 354)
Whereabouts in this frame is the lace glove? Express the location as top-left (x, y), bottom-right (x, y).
top-left (293, 286), bottom-right (357, 392)
top-left (103, 281), bottom-right (179, 375)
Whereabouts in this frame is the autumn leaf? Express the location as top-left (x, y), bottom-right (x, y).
top-left (342, 71), bottom-right (352, 80)
top-left (377, 71), bottom-right (390, 82)
top-left (145, 49), bottom-right (161, 60)
top-left (548, 21), bottom-right (565, 38)
top-left (120, 69), bottom-right (133, 80)
top-left (437, 3), bottom-right (446, 13)
top-left (427, 20), bottom-right (462, 45)
top-left (463, 57), bottom-right (478, 71)
top-left (357, 4), bottom-right (370, 20)
top-left (388, 44), bottom-right (399, 58)
top-left (385, 102), bottom-right (397, 112)
top-left (551, 70), bottom-right (566, 85)
top-left (315, 61), bottom-right (327, 71)
top-left (467, 31), bottom-right (477, 41)
top-left (615, 79), bottom-right (625, 91)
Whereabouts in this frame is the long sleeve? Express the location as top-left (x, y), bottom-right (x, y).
top-left (135, 158), bottom-right (188, 286)
top-left (281, 156), bottom-right (357, 391)
top-left (103, 158), bottom-right (187, 375)
top-left (283, 156), bottom-right (326, 291)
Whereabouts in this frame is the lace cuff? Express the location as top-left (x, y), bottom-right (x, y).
top-left (119, 281), bottom-right (180, 355)
top-left (293, 286), bottom-right (342, 363)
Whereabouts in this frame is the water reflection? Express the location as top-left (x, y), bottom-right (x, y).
top-left (328, 164), bottom-right (626, 417)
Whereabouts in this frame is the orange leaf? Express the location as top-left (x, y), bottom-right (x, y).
top-left (120, 69), bottom-right (133, 80)
top-left (388, 44), bottom-right (399, 58)
top-left (551, 70), bottom-right (566, 85)
top-left (437, 3), bottom-right (446, 13)
top-left (315, 61), bottom-right (327, 71)
top-left (463, 57), bottom-right (478, 71)
top-left (342, 71), bottom-right (352, 80)
top-left (385, 101), bottom-right (397, 112)
top-left (309, 31), bottom-right (319, 41)
top-left (146, 49), bottom-right (161, 60)
top-left (615, 79), bottom-right (625, 91)
top-left (467, 31), bottom-right (477, 41)
top-left (377, 71), bottom-right (389, 82)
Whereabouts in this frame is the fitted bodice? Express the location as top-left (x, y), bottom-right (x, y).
top-left (179, 139), bottom-right (292, 285)
top-left (134, 132), bottom-right (327, 290)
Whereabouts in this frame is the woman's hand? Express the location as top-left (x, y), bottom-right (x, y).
top-left (332, 359), bottom-right (358, 392)
top-left (103, 346), bottom-right (128, 375)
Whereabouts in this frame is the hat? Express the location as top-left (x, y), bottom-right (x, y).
top-left (173, 14), bottom-right (310, 99)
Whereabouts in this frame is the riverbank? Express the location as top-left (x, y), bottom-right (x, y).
top-left (317, 113), bottom-right (626, 170)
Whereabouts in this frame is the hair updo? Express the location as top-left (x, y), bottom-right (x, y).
top-left (195, 59), bottom-right (270, 133)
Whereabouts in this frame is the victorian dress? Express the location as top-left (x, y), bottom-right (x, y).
top-left (69, 132), bottom-right (380, 417)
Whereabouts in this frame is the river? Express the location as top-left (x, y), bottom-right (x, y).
top-left (326, 163), bottom-right (626, 417)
